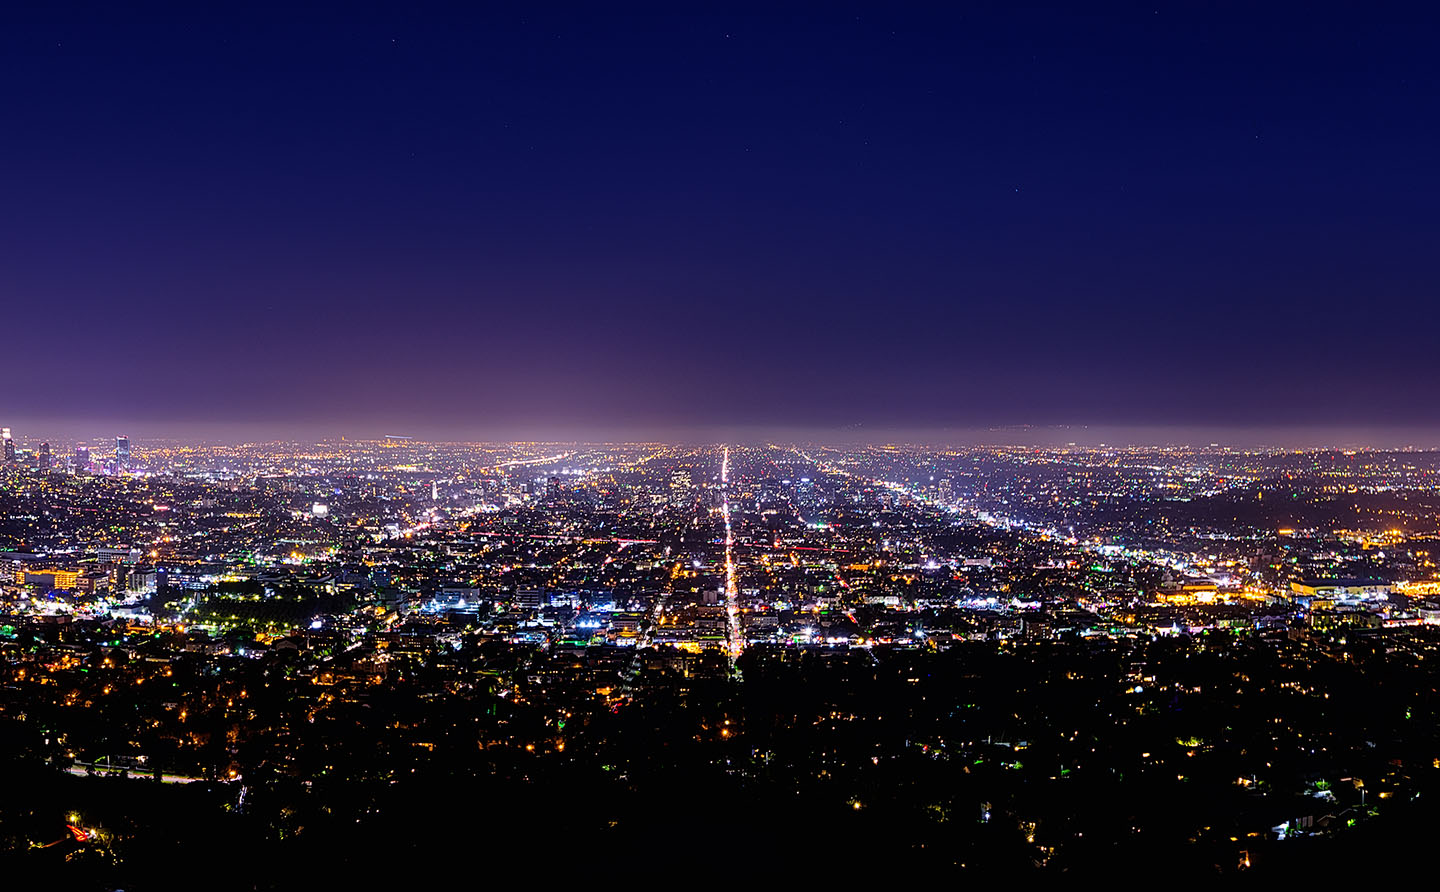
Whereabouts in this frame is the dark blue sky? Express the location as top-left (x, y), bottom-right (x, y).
top-left (5, 5), bottom-right (1439, 441)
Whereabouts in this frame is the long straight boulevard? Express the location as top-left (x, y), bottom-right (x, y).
top-left (721, 446), bottom-right (742, 662)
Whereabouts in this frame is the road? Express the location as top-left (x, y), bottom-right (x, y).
top-left (721, 447), bottom-right (742, 662)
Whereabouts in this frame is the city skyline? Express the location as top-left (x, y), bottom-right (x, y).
top-left (21, 421), bottom-right (1440, 453)
top-left (5, 436), bottom-right (1440, 879)
top-left (6, 6), bottom-right (1440, 880)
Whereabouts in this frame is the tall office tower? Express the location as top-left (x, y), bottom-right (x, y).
top-left (547, 476), bottom-right (562, 497)
top-left (2, 428), bottom-right (13, 462)
top-left (116, 435), bottom-right (130, 468)
top-left (432, 480), bottom-right (439, 501)
top-left (38, 442), bottom-right (50, 472)
top-left (75, 444), bottom-right (90, 473)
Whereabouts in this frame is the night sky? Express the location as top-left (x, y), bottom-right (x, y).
top-left (5, 6), bottom-right (1440, 443)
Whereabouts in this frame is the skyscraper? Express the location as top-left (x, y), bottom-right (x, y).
top-left (38, 442), bottom-right (50, 472)
top-left (75, 444), bottom-right (90, 473)
top-left (116, 435), bottom-right (130, 469)
top-left (2, 428), bottom-right (13, 463)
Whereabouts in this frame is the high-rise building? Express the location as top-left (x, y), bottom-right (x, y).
top-left (74, 444), bottom-right (90, 473)
top-left (116, 435), bottom-right (130, 468)
top-left (38, 442), bottom-right (50, 472)
top-left (547, 476), bottom-right (562, 497)
top-left (2, 428), bottom-right (13, 463)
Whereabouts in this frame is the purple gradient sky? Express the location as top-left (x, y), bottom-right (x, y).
top-left (4, 6), bottom-right (1440, 444)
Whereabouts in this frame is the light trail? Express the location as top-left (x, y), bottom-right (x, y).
top-left (721, 446), bottom-right (742, 663)
top-left (493, 451), bottom-right (573, 470)
top-left (624, 447), bottom-right (739, 696)
top-left (796, 446), bottom-right (1208, 586)
top-left (463, 529), bottom-right (658, 546)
